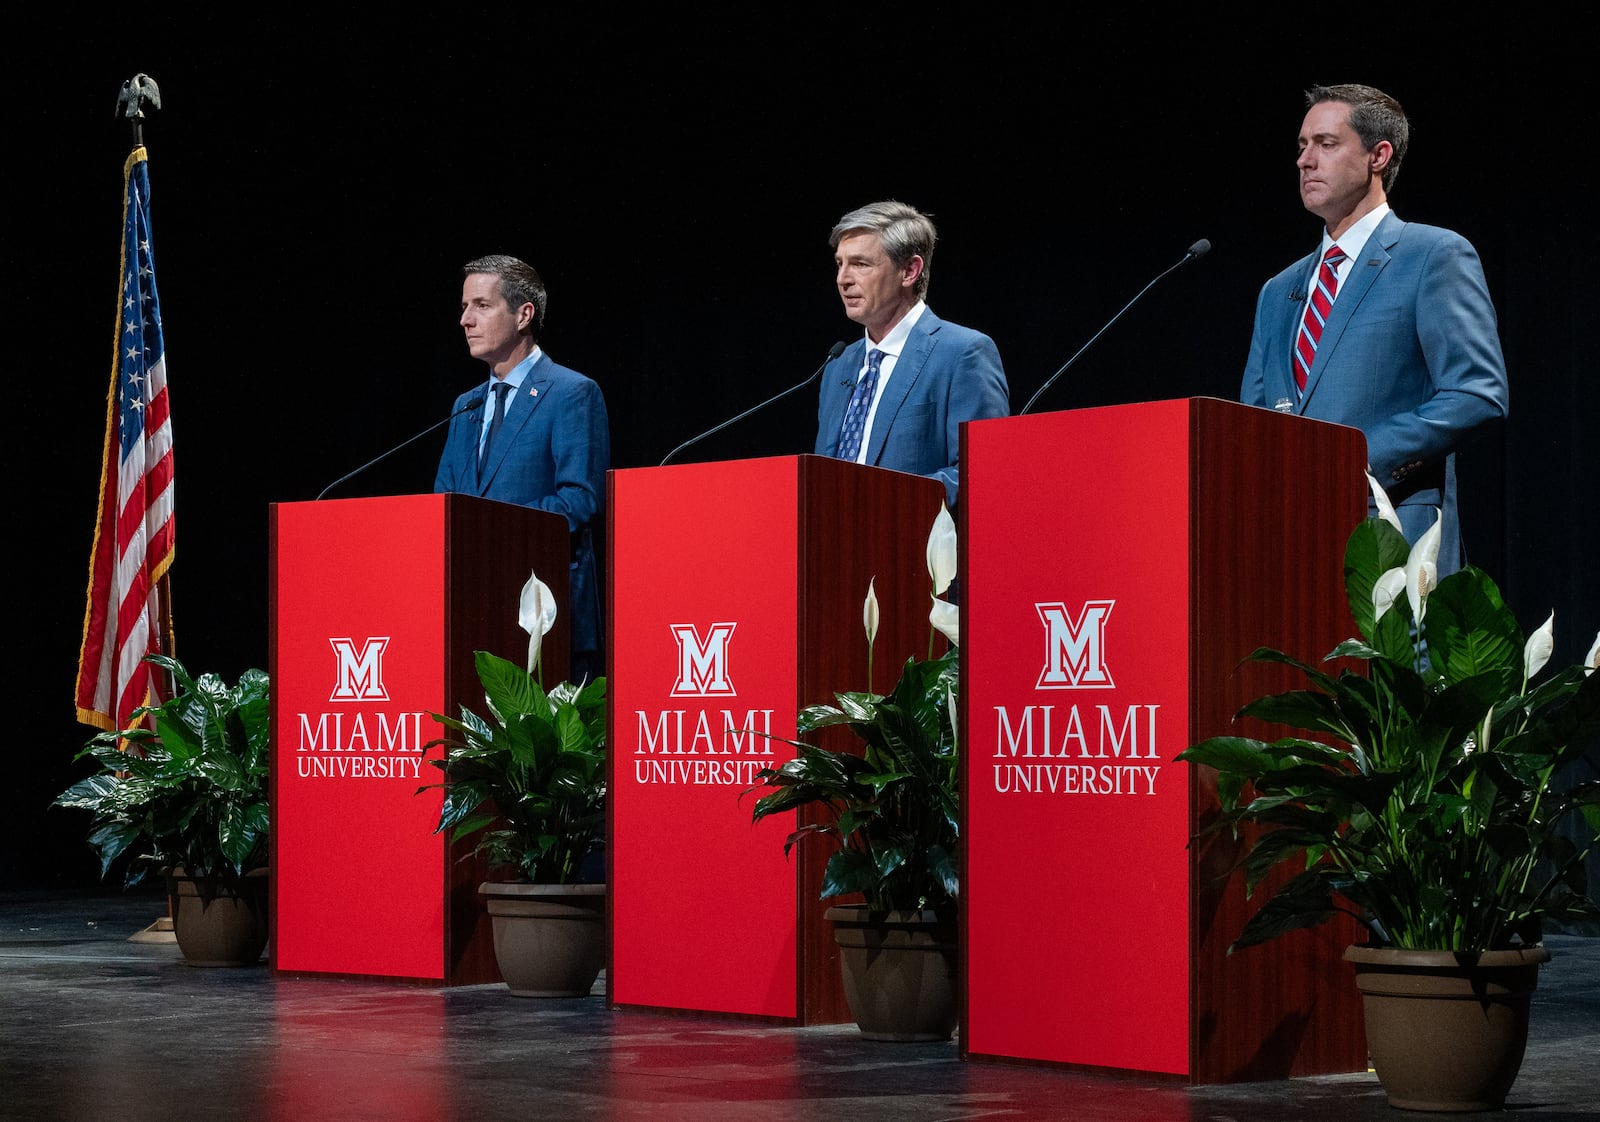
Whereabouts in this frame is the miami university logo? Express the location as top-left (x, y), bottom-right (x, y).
top-left (1035, 600), bottom-right (1115, 690)
top-left (328, 636), bottom-right (390, 702)
top-left (669, 622), bottom-right (737, 697)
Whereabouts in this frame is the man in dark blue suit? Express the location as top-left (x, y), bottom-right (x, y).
top-left (435, 254), bottom-right (610, 681)
top-left (815, 200), bottom-right (1009, 509)
top-left (1241, 85), bottom-right (1509, 575)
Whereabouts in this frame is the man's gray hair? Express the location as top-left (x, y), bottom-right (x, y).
top-left (830, 200), bottom-right (936, 301)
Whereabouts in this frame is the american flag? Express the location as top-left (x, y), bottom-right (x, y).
top-left (75, 146), bottom-right (175, 731)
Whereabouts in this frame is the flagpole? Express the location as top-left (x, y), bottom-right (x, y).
top-left (77, 74), bottom-right (178, 732)
top-left (106, 73), bottom-right (182, 943)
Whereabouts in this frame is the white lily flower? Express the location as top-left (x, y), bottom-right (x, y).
top-left (1404, 517), bottom-right (1442, 623)
top-left (863, 578), bottom-right (879, 645)
top-left (1585, 631), bottom-right (1599, 676)
top-left (518, 571), bottom-right (558, 674)
top-left (930, 596), bottom-right (959, 646)
top-left (1372, 567), bottom-right (1407, 622)
top-left (1523, 612), bottom-right (1555, 679)
top-left (1366, 470), bottom-right (1403, 532)
top-left (926, 503), bottom-right (957, 596)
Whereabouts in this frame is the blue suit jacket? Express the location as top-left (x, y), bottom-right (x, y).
top-left (434, 352), bottom-right (610, 656)
top-left (1241, 212), bottom-right (1509, 572)
top-left (814, 309), bottom-right (1009, 508)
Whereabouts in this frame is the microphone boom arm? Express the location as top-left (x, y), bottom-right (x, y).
top-left (660, 341), bottom-right (848, 466)
top-left (316, 396), bottom-right (484, 500)
top-left (1019, 239), bottom-right (1211, 416)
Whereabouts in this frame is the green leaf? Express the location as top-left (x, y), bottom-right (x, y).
top-left (1231, 870), bottom-right (1345, 950)
top-left (1425, 568), bottom-right (1521, 692)
top-left (1367, 599), bottom-right (1418, 667)
top-left (1238, 691), bottom-right (1353, 740)
top-left (1344, 518), bottom-right (1412, 643)
top-left (821, 848), bottom-right (883, 899)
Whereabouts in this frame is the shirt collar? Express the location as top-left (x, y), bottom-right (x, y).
top-left (1321, 203), bottom-right (1390, 264)
top-left (491, 346), bottom-right (543, 393)
top-left (863, 301), bottom-right (927, 359)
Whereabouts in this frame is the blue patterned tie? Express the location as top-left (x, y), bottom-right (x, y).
top-left (836, 349), bottom-right (885, 462)
top-left (479, 381), bottom-right (511, 479)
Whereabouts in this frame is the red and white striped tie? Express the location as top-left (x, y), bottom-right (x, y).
top-left (1293, 244), bottom-right (1346, 395)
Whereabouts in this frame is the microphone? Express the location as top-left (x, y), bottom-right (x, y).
top-left (316, 395), bottom-right (485, 500)
top-left (1019, 238), bottom-right (1212, 416)
top-left (660, 341), bottom-right (849, 466)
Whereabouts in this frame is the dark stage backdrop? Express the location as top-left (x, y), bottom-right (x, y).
top-left (9, 12), bottom-right (1593, 888)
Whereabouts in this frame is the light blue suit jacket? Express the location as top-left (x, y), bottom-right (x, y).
top-left (815, 309), bottom-right (1009, 508)
top-left (1241, 212), bottom-right (1509, 572)
top-left (434, 352), bottom-right (610, 656)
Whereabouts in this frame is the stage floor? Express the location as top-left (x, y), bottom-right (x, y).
top-left (3, 888), bottom-right (1595, 1121)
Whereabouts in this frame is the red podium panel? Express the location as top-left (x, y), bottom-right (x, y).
top-left (961, 398), bottom-right (1368, 1081)
top-left (269, 493), bottom-right (570, 983)
top-left (608, 455), bottom-right (945, 1022)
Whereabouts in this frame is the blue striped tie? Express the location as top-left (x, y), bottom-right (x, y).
top-left (837, 349), bottom-right (885, 462)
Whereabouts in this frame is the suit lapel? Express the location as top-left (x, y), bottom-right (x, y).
top-left (1300, 213), bottom-right (1401, 410)
top-left (864, 312), bottom-right (939, 465)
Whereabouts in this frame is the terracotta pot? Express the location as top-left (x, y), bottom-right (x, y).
top-left (479, 882), bottom-right (606, 997)
top-left (825, 904), bottom-right (957, 1042)
top-left (1344, 944), bottom-right (1550, 1112)
top-left (166, 868), bottom-right (270, 967)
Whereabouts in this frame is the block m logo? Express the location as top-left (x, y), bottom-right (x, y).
top-left (1035, 601), bottom-right (1115, 690)
top-left (329, 636), bottom-right (390, 702)
top-left (669, 623), bottom-right (737, 697)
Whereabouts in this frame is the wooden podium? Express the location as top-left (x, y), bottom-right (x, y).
top-left (960, 398), bottom-right (1369, 1080)
top-left (269, 493), bottom-right (571, 983)
top-left (607, 454), bottom-right (945, 1022)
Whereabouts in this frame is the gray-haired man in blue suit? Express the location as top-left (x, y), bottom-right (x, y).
top-left (1241, 84), bottom-right (1509, 576)
top-left (435, 254), bottom-right (610, 681)
top-left (815, 200), bottom-right (1010, 509)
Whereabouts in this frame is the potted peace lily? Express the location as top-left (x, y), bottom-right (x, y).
top-left (422, 572), bottom-right (608, 997)
top-left (54, 654), bottom-right (272, 967)
top-left (746, 506), bottom-right (961, 1041)
top-left (1176, 474), bottom-right (1600, 1112)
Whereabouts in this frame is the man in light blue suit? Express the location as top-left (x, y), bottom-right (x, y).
top-left (435, 254), bottom-right (609, 681)
top-left (1242, 84), bottom-right (1509, 575)
top-left (815, 200), bottom-right (1009, 509)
